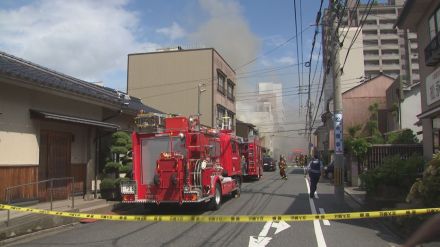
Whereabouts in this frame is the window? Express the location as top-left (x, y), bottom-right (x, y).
top-left (216, 105), bottom-right (235, 129)
top-left (363, 40), bottom-right (378, 46)
top-left (379, 19), bottom-right (396, 25)
top-left (226, 79), bottom-right (234, 101)
top-left (381, 29), bottom-right (397, 35)
top-left (382, 59), bottom-right (400, 65)
top-left (364, 50), bottom-right (379, 56)
top-left (216, 105), bottom-right (226, 128)
top-left (363, 30), bottom-right (377, 35)
top-left (364, 60), bottom-right (379, 66)
top-left (217, 71), bottom-right (225, 94)
top-left (429, 8), bottom-right (440, 40)
top-left (382, 49), bottom-right (398, 55)
top-left (381, 39), bottom-right (398, 45)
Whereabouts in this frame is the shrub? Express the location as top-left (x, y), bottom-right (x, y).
top-left (119, 165), bottom-right (130, 174)
top-left (360, 154), bottom-right (424, 197)
top-left (387, 129), bottom-right (418, 144)
top-left (100, 178), bottom-right (116, 190)
top-left (407, 153), bottom-right (440, 207)
top-left (111, 146), bottom-right (129, 155)
top-left (104, 162), bottom-right (122, 174)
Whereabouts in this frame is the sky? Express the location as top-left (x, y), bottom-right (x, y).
top-left (0, 0), bottom-right (328, 152)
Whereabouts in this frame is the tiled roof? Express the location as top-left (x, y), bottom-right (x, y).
top-left (0, 51), bottom-right (161, 114)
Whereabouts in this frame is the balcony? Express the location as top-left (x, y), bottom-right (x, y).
top-left (425, 31), bottom-right (440, 66)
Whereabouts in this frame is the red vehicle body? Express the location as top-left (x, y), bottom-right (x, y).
top-left (240, 137), bottom-right (263, 179)
top-left (120, 113), bottom-right (242, 209)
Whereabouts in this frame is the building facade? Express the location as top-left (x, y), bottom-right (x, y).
top-left (0, 51), bottom-right (158, 202)
top-left (127, 48), bottom-right (236, 130)
top-left (342, 75), bottom-right (395, 136)
top-left (397, 0), bottom-right (440, 159)
top-left (386, 79), bottom-right (422, 137)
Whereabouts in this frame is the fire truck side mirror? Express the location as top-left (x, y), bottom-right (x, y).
top-left (179, 132), bottom-right (185, 141)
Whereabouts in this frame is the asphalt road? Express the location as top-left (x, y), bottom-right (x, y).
top-left (6, 167), bottom-right (403, 247)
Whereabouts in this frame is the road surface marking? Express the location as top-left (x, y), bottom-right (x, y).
top-left (248, 220), bottom-right (291, 247)
top-left (305, 178), bottom-right (327, 247)
top-left (249, 236), bottom-right (272, 247)
top-left (319, 208), bottom-right (331, 226)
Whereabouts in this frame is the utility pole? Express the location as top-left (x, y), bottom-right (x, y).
top-left (330, 1), bottom-right (344, 203)
top-left (308, 101), bottom-right (313, 156)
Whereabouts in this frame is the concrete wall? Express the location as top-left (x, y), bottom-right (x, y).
top-left (127, 49), bottom-right (214, 126)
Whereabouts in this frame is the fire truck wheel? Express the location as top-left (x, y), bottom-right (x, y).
top-left (209, 183), bottom-right (222, 210)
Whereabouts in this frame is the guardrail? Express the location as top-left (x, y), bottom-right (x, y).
top-left (4, 177), bottom-right (74, 226)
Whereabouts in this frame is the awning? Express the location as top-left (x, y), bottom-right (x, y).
top-left (30, 109), bottom-right (119, 130)
top-left (417, 107), bottom-right (440, 119)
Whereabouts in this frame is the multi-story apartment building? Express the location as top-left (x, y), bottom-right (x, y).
top-left (323, 0), bottom-right (419, 98)
top-left (397, 0), bottom-right (440, 159)
top-left (127, 48), bottom-right (236, 129)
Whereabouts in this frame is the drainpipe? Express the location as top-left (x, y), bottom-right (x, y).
top-left (95, 133), bottom-right (100, 199)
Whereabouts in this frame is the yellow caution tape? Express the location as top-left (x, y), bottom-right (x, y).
top-left (0, 204), bottom-right (439, 223)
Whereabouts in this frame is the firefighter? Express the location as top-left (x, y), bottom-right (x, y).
top-left (241, 155), bottom-right (247, 176)
top-left (279, 155), bottom-right (287, 180)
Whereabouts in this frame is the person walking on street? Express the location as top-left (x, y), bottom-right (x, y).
top-left (279, 155), bottom-right (287, 180)
top-left (307, 154), bottom-right (323, 198)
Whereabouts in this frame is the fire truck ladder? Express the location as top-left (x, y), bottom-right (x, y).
top-left (248, 148), bottom-right (255, 167)
top-left (188, 133), bottom-right (203, 192)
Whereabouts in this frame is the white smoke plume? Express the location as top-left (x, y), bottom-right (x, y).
top-left (190, 0), bottom-right (261, 69)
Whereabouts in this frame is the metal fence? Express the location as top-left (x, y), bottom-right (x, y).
top-left (360, 144), bottom-right (423, 171)
top-left (4, 177), bottom-right (75, 226)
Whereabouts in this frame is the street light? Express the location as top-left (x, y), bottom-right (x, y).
top-left (198, 83), bottom-right (206, 116)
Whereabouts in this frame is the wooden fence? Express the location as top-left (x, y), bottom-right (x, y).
top-left (360, 144), bottom-right (423, 171)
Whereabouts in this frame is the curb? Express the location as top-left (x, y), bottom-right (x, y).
top-left (0, 201), bottom-right (129, 243)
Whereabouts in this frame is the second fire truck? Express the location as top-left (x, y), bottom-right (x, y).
top-left (240, 137), bottom-right (263, 180)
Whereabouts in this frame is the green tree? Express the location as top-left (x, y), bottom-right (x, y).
top-left (101, 131), bottom-right (132, 200)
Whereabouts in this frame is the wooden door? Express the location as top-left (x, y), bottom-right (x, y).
top-left (39, 130), bottom-right (72, 201)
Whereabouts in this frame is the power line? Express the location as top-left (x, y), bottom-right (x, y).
top-left (305, 0), bottom-right (324, 139)
top-left (293, 0), bottom-right (302, 116)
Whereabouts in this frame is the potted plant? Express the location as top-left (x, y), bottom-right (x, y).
top-left (100, 178), bottom-right (117, 200)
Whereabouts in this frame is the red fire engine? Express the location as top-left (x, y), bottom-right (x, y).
top-left (240, 137), bottom-right (263, 179)
top-left (120, 112), bottom-right (242, 210)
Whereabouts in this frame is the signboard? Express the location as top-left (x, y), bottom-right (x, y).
top-left (334, 112), bottom-right (344, 154)
top-left (426, 66), bottom-right (440, 105)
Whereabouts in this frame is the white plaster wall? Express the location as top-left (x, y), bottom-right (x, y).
top-left (0, 82), bottom-right (103, 165)
top-left (401, 88), bottom-right (422, 136)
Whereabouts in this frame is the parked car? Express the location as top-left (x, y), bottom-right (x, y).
top-left (263, 157), bottom-right (276, 171)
